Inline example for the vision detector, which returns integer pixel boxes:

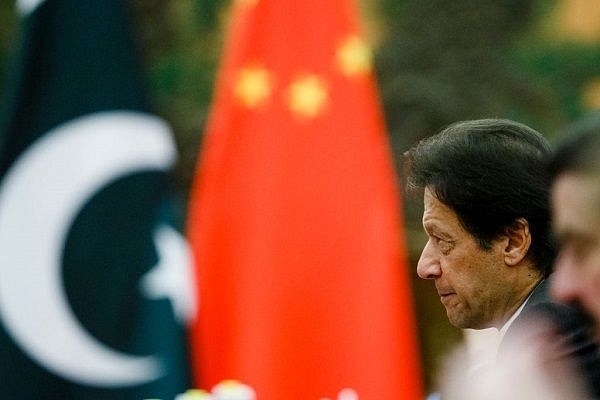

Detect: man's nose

[417,240,441,279]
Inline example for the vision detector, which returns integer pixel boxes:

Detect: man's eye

[560,236,594,264]
[436,237,452,254]
[570,242,592,263]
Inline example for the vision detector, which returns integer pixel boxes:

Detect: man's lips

[437,290,456,304]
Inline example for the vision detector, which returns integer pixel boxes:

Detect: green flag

[0,1,194,398]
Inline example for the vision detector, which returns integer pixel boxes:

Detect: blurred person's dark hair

[404,118,555,276]
[549,112,600,179]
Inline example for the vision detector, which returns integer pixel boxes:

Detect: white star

[140,225,197,324]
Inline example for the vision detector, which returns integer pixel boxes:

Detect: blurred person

[404,119,600,396]
[437,316,590,400]
[549,114,600,341]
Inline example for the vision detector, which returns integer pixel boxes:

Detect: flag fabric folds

[0,1,193,398]
[187,1,424,399]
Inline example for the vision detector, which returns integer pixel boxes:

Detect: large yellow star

[233,65,274,108]
[287,74,329,119]
[336,35,372,77]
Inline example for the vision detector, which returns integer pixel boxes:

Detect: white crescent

[0,111,175,386]
[16,0,47,16]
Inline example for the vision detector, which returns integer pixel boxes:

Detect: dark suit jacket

[499,279,600,398]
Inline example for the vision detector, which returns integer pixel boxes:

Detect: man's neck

[494,275,544,330]
[498,288,535,338]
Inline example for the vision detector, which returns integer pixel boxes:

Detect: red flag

[186,1,423,398]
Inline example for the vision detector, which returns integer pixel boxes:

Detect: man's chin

[447,312,469,329]
[447,312,490,330]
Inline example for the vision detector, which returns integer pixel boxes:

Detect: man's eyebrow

[554,229,590,246]
[423,222,453,239]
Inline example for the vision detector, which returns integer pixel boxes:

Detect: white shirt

[465,290,535,375]
[498,292,531,343]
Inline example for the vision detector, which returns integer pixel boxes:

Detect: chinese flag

[186,1,423,399]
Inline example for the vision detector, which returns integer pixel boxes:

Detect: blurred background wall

[1,0,600,392]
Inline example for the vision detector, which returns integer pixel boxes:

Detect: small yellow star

[234,65,274,108]
[336,35,372,77]
[582,77,600,110]
[287,74,329,119]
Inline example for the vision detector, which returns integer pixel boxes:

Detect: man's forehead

[422,188,462,231]
[552,173,600,237]
[423,187,446,218]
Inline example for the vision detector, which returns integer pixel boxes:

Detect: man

[404,119,599,396]
[549,114,600,342]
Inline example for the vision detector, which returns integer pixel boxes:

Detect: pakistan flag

[0,1,194,399]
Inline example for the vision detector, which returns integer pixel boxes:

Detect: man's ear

[503,218,531,266]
